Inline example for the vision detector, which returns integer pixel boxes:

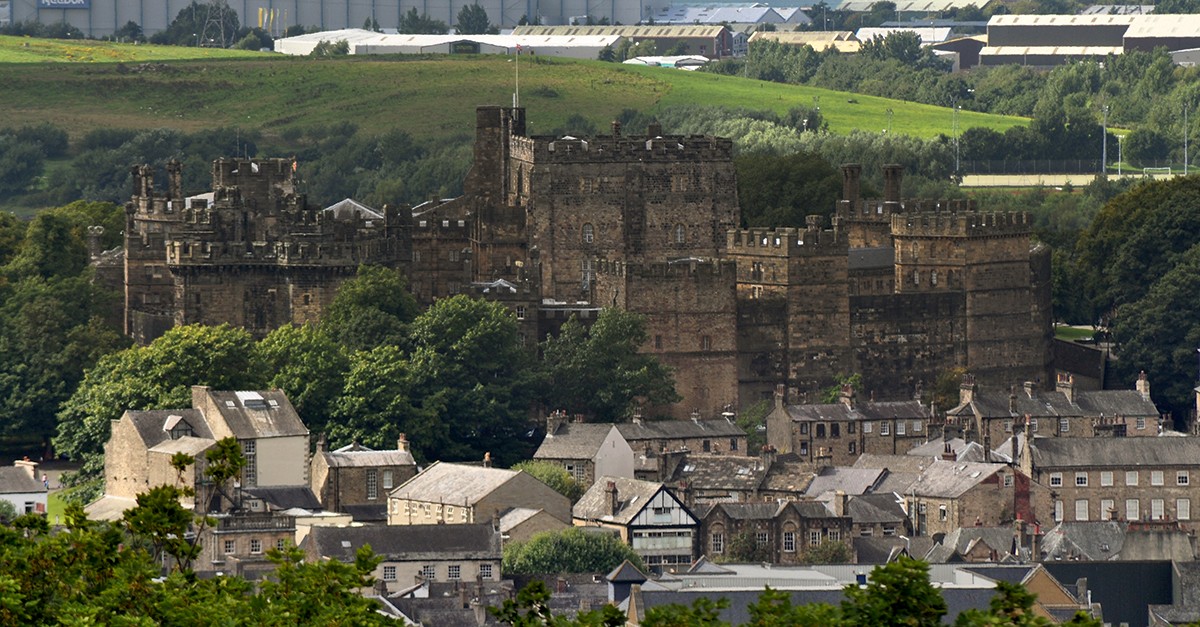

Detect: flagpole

[515,44,520,108]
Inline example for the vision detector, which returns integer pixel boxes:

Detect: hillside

[0,37,1027,142]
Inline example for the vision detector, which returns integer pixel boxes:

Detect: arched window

[674,224,686,244]
[931,270,938,286]
[582,223,594,244]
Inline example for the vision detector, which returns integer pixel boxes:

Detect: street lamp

[1102,104,1109,175]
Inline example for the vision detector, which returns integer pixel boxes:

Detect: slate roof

[242,486,322,510]
[848,246,895,270]
[704,501,782,521]
[534,423,616,460]
[1031,437,1200,468]
[905,460,1006,498]
[305,523,499,561]
[948,386,1157,421]
[759,457,816,494]
[961,564,1035,585]
[207,390,308,439]
[667,455,770,492]
[390,462,520,505]
[1044,561,1173,627]
[846,493,907,524]
[854,453,935,473]
[908,438,1000,463]
[804,467,887,497]
[573,476,670,525]
[607,559,648,583]
[853,537,908,564]
[1040,521,1126,561]
[341,503,387,522]
[939,527,1018,560]
[779,400,927,423]
[125,409,208,449]
[615,418,744,443]
[322,443,415,468]
[323,198,383,221]
[0,467,46,494]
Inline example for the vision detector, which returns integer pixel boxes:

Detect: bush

[503,527,644,574]
[9,123,69,159]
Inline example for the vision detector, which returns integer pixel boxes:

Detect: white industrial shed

[2,0,663,37]
[274,27,620,58]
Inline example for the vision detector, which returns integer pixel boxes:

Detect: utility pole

[1101,104,1109,175]
[1186,102,1190,176]
[954,104,961,174]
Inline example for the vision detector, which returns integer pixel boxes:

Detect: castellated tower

[725,216,851,404]
[464,106,740,302]
[125,161,186,343]
[124,158,409,343]
[592,257,739,419]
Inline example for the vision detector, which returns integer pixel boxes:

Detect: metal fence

[961,159,1177,174]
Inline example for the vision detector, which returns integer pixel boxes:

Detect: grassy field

[0,34,268,63]
[0,36,1029,142]
[1055,325,1096,342]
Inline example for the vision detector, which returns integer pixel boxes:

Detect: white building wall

[594,427,635,480]
[1,490,48,515]
[254,435,309,487]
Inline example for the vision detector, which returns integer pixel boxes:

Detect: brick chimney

[1137,371,1151,401]
[316,433,327,454]
[942,441,956,461]
[483,452,492,468]
[397,433,409,453]
[611,120,621,137]
[833,490,847,516]
[1023,381,1037,398]
[760,444,777,469]
[607,480,619,516]
[839,384,855,409]
[87,225,105,261]
[774,384,786,412]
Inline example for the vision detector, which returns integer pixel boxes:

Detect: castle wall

[593,258,739,419]
[850,292,967,398]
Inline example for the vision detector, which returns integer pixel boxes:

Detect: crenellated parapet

[890,211,1031,238]
[594,256,736,280]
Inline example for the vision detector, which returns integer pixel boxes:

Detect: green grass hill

[0,35,1026,143]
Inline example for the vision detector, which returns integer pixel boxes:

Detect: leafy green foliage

[399,8,449,33]
[746,587,842,627]
[502,527,645,575]
[841,556,947,627]
[321,265,419,351]
[456,4,498,34]
[643,596,731,627]
[511,461,584,502]
[720,531,771,563]
[255,323,350,437]
[54,324,264,494]
[541,309,678,421]
[800,540,853,565]
[309,39,350,57]
[736,151,841,227]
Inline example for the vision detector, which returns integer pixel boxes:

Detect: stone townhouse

[892,459,1035,539]
[387,461,570,526]
[94,386,310,518]
[844,493,908,539]
[767,385,930,466]
[948,372,1161,451]
[301,523,501,594]
[0,461,47,516]
[699,500,854,564]
[616,416,748,459]
[533,412,636,486]
[574,476,699,573]
[310,435,417,522]
[1023,436,1200,529]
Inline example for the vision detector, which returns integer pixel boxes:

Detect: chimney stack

[1137,371,1151,401]
[959,374,975,405]
[883,164,903,203]
[1056,373,1075,404]
[942,441,956,461]
[397,433,409,452]
[316,433,327,454]
[612,120,621,137]
[483,452,492,468]
[87,226,105,261]
[546,410,566,436]
[834,490,847,516]
[607,480,619,516]
[841,163,862,203]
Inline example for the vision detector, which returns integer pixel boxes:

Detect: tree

[310,39,350,56]
[456,3,497,34]
[328,345,440,457]
[745,587,841,627]
[399,7,449,33]
[491,580,627,627]
[121,483,202,572]
[152,0,240,47]
[511,460,584,502]
[408,295,538,465]
[503,527,645,575]
[321,264,420,351]
[54,324,263,497]
[840,556,947,627]
[255,323,350,438]
[721,530,771,563]
[800,540,853,564]
[643,596,731,627]
[954,580,1052,626]
[541,309,679,421]
[735,151,841,227]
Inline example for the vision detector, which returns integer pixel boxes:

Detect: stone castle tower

[124,157,408,343]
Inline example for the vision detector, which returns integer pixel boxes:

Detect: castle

[122,158,408,343]
[120,105,1054,418]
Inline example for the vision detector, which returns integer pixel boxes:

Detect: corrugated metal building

[273,27,620,57]
[512,24,732,57]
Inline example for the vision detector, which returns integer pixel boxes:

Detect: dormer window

[163,415,194,440]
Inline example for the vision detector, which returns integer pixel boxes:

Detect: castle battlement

[164,237,399,268]
[836,198,978,220]
[594,257,736,280]
[726,218,847,256]
[890,211,1031,238]
[512,134,734,164]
